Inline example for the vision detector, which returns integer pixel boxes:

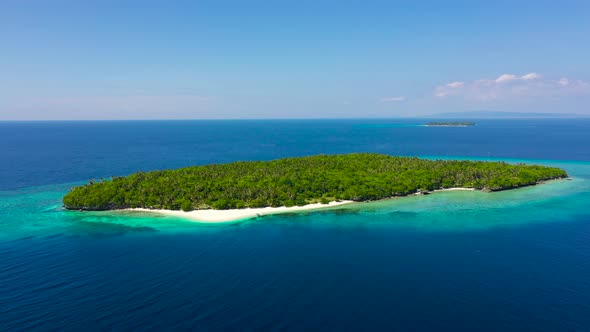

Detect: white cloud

[521,72,540,80]
[446,81,464,88]
[495,72,540,83]
[380,96,406,102]
[434,73,590,101]
[495,74,518,83]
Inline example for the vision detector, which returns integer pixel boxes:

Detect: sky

[1,0,589,120]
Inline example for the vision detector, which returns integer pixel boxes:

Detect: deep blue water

[2,119,589,191]
[1,119,590,331]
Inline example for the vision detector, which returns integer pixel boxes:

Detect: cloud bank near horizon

[2,72,589,120]
[434,73,590,101]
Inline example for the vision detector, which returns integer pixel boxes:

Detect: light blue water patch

[0,183,207,241]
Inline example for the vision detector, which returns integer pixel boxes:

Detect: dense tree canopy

[63,153,567,211]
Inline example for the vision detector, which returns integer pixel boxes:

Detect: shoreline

[125,200,354,222]
[432,187,476,192]
[106,180,568,223]
[122,187,482,222]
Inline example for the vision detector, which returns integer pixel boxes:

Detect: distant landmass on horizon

[425,111,589,119]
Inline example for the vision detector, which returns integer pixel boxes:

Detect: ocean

[1,119,589,331]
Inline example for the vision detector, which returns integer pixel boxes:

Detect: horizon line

[2,116,590,122]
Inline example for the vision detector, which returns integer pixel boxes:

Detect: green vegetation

[63,153,567,211]
[425,121,476,126]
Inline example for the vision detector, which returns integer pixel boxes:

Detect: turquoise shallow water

[2,120,590,331]
[2,158,588,240]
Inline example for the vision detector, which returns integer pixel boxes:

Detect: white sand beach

[434,187,476,192]
[126,200,354,222]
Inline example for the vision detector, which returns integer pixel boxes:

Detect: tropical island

[63,154,567,221]
[424,121,476,127]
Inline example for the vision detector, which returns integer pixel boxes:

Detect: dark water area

[1,119,590,331]
[2,219,590,331]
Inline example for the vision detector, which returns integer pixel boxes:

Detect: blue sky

[1,0,589,119]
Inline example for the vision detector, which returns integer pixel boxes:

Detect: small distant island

[424,121,476,127]
[63,154,567,216]
[427,111,589,119]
